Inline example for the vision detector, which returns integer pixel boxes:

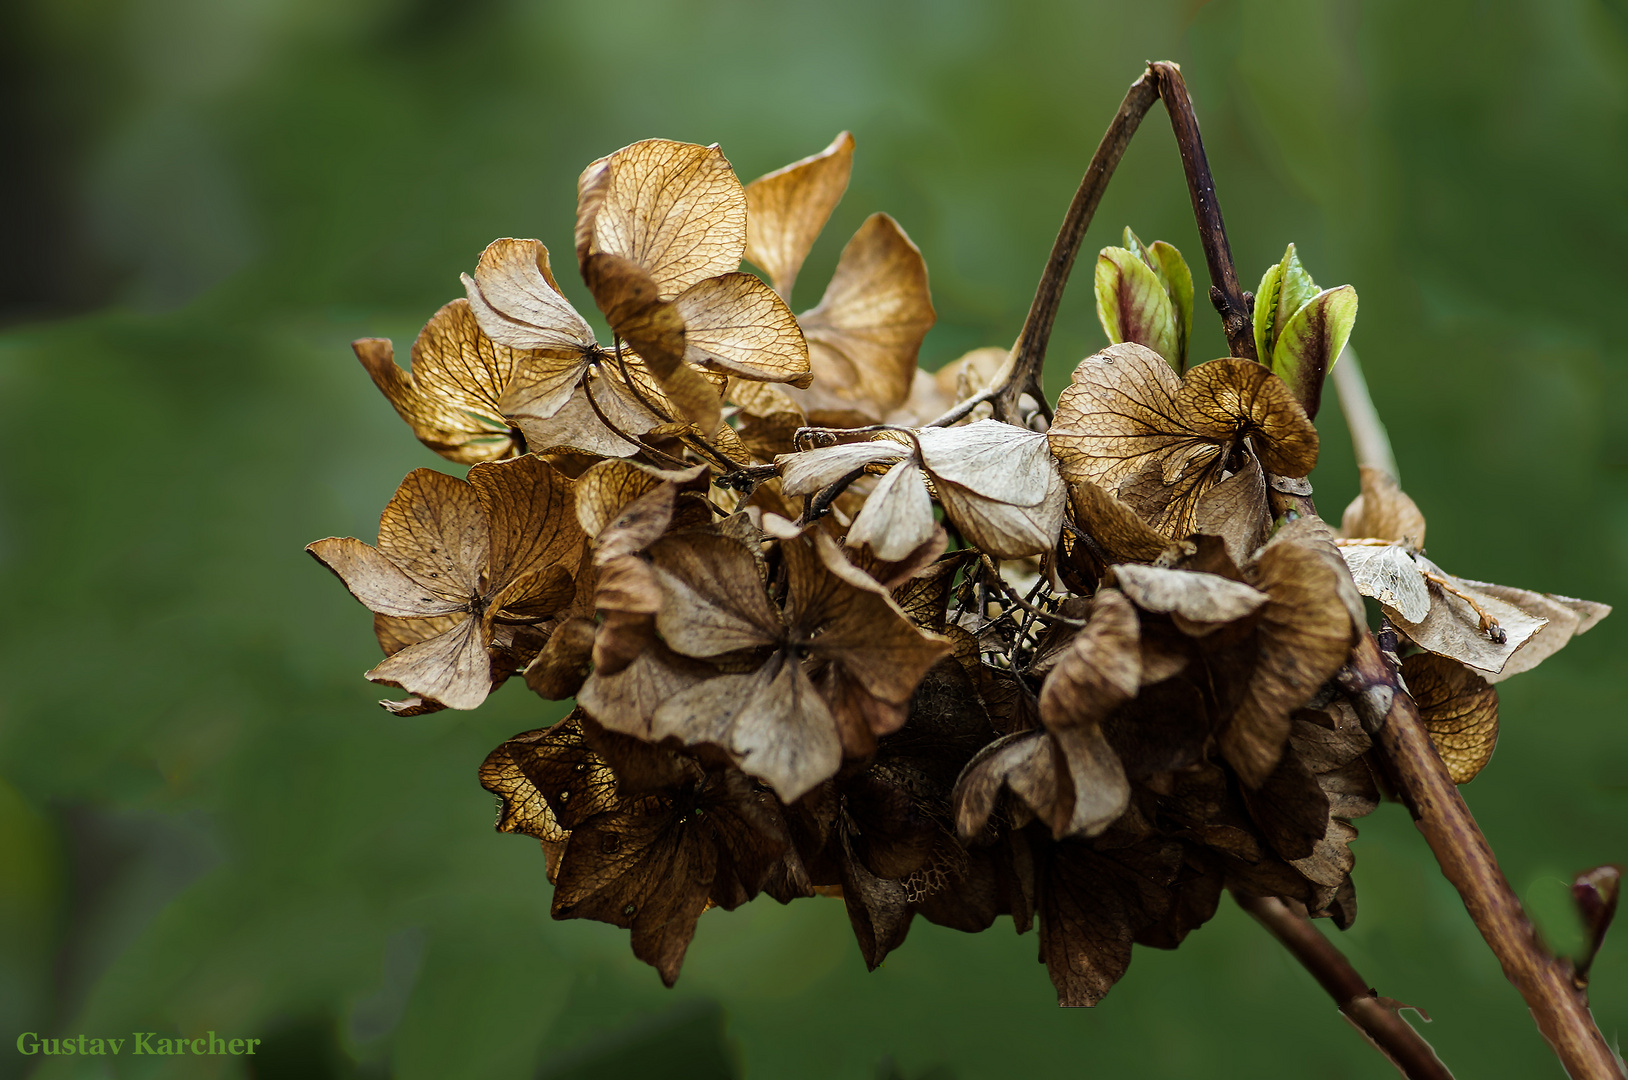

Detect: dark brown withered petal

[1038,839,1182,1007]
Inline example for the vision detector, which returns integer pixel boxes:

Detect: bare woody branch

[1234,893,1455,1080]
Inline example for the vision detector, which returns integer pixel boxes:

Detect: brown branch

[992,69,1160,425]
[1235,893,1455,1080]
[1148,62,1256,361]
[1339,625,1625,1079]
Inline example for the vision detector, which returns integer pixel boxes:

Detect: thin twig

[1234,893,1455,1080]
[1149,62,1255,361]
[992,69,1161,425]
[1331,346,1400,482]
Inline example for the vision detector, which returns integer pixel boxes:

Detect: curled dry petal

[355,301,526,464]
[846,458,934,561]
[777,439,910,495]
[1049,344,1317,540]
[1065,479,1174,564]
[1225,524,1363,787]
[463,238,597,354]
[744,131,855,298]
[791,214,936,424]
[1340,466,1427,548]
[1403,653,1500,784]
[1109,564,1268,632]
[915,420,1068,559]
[1391,555,1547,676]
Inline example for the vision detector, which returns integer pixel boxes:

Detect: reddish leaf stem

[1234,893,1455,1080]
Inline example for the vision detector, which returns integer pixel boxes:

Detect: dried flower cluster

[309,134,1608,1006]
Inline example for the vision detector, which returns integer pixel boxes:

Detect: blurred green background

[2,0,1626,1076]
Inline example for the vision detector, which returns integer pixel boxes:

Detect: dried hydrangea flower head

[309,87,1612,1054]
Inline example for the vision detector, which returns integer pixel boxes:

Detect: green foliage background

[2,1,1626,1076]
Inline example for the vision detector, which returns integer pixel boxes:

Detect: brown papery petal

[576,458,709,546]
[1339,466,1427,548]
[1464,582,1610,683]
[576,139,747,301]
[580,253,687,375]
[782,538,952,709]
[1065,478,1173,564]
[745,131,854,298]
[1040,589,1142,733]
[377,468,488,598]
[1176,359,1318,479]
[1403,653,1500,783]
[934,468,1068,560]
[1109,564,1268,629]
[1049,342,1187,496]
[776,439,911,496]
[793,214,936,421]
[307,537,467,618]
[1224,530,1360,787]
[468,454,583,592]
[463,238,598,353]
[365,612,490,710]
[650,532,784,657]
[915,420,1055,506]
[1039,841,1180,1007]
[673,272,812,386]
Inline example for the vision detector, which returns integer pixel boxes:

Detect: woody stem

[1339,627,1623,1079]
[1233,893,1455,1080]
[994,69,1160,424]
[1332,359,1623,1079]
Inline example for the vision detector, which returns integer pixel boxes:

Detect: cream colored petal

[672,272,811,386]
[365,612,490,711]
[792,213,935,420]
[1340,543,1432,624]
[1462,582,1610,683]
[1392,557,1548,675]
[576,139,748,301]
[775,440,911,496]
[307,537,468,617]
[845,458,934,562]
[934,463,1068,560]
[1109,564,1268,626]
[744,131,854,298]
[915,419,1055,506]
[463,238,597,352]
[376,468,487,597]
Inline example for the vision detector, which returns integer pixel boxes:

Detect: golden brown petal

[1049,342,1187,496]
[462,238,597,354]
[467,454,583,591]
[355,301,525,464]
[1403,653,1500,784]
[1339,465,1427,548]
[673,272,812,386]
[792,214,936,423]
[575,139,748,301]
[744,131,855,298]
[1064,477,1175,564]
[306,537,467,619]
[1177,359,1318,479]
[376,468,488,599]
[364,611,490,710]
